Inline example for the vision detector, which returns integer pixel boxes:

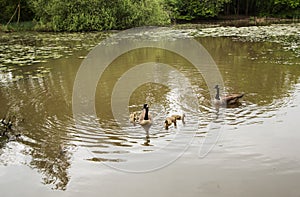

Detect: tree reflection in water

[29,144,73,190]
[0,32,300,191]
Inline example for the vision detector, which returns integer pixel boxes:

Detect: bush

[30,0,170,31]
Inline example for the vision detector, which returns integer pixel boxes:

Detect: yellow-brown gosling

[164,116,177,130]
[171,114,185,124]
[129,112,138,125]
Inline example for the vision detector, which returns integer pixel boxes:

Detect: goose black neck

[144,107,149,120]
[215,87,220,100]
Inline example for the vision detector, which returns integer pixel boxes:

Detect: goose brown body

[214,85,244,106]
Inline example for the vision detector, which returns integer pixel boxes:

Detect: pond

[0,24,300,196]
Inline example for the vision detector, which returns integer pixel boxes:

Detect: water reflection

[0,51,83,189]
[197,37,300,125]
[0,33,299,190]
[197,37,300,104]
[29,143,72,190]
[143,133,151,146]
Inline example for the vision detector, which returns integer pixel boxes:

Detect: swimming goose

[214,85,244,107]
[139,104,152,126]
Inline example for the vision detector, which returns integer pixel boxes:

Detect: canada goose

[129,112,138,125]
[139,104,152,126]
[214,85,244,107]
[164,116,177,130]
[171,114,186,124]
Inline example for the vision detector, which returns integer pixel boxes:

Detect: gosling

[164,116,177,130]
[171,114,185,124]
[129,112,138,125]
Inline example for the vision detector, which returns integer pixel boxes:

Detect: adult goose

[214,85,244,107]
[139,104,152,126]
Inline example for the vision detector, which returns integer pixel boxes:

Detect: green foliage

[167,0,231,20]
[275,0,300,8]
[223,0,300,18]
[30,0,113,31]
[1,0,299,32]
[113,0,170,29]
[254,0,300,17]
[273,0,300,17]
[0,0,34,24]
[29,0,169,31]
[163,0,181,22]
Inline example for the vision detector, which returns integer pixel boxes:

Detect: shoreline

[1,16,299,33]
[173,16,300,29]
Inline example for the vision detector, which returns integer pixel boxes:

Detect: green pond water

[0,24,300,196]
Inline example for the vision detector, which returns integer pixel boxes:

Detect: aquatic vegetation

[0,24,299,84]
[0,32,108,67]
[192,23,300,57]
[0,32,108,82]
